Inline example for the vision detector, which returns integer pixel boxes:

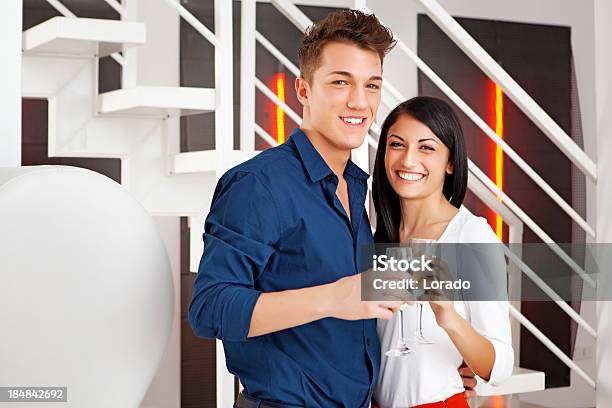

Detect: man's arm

[248,273,401,337]
[188,171,401,342]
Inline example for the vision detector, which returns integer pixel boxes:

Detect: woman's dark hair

[372,96,468,243]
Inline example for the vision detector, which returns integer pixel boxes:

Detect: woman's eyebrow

[418,138,439,143]
[389,134,404,141]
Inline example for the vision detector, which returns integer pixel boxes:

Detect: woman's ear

[295,77,310,107]
[446,161,454,175]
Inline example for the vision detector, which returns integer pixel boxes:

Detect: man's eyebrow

[328,71,383,81]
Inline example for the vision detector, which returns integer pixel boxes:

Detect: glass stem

[398,307,406,346]
[417,302,424,337]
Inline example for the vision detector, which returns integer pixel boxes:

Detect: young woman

[371,97,514,408]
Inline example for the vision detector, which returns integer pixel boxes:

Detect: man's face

[296,41,383,152]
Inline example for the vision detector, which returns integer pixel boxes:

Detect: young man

[189,10,476,407]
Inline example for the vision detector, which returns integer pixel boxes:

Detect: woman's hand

[426,259,461,329]
[429,300,460,330]
[326,273,402,321]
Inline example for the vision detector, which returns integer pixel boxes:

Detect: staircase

[20,0,598,407]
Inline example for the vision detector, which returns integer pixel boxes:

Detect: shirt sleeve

[188,171,280,342]
[466,300,514,386]
[461,216,515,386]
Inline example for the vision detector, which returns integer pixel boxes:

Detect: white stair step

[22,17,145,57]
[475,367,545,396]
[98,86,215,117]
[171,150,258,174]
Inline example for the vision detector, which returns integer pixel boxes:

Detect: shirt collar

[289,128,370,183]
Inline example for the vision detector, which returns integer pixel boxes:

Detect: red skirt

[411,392,469,408]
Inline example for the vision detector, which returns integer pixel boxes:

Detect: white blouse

[373,206,514,408]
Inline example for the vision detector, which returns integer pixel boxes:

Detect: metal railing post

[240,0,256,150]
[215,0,234,155]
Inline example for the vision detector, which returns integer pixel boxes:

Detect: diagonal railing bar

[159,0,217,46]
[255,77,302,126]
[255,123,280,147]
[382,80,403,106]
[469,169,596,337]
[270,0,310,31]
[509,304,595,388]
[255,31,300,77]
[103,0,125,16]
[416,0,597,182]
[502,246,596,338]
[46,0,75,17]
[469,160,595,287]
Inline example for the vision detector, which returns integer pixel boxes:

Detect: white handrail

[416,0,597,182]
[44,0,124,66]
[159,0,218,47]
[509,304,596,388]
[469,161,595,287]
[268,1,595,239]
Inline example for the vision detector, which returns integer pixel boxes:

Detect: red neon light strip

[495,84,504,241]
[275,73,286,144]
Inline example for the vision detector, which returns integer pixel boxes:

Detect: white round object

[0,166,174,407]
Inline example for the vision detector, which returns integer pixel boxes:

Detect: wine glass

[384,246,414,357]
[408,238,437,345]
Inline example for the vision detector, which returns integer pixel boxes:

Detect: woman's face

[384,113,453,201]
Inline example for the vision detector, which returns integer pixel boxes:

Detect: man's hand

[459,361,477,398]
[325,273,402,320]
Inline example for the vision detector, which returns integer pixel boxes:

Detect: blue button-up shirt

[189,128,379,407]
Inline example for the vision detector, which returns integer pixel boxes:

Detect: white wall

[0,0,22,167]
[594,0,612,407]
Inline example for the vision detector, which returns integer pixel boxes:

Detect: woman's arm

[430,302,495,380]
